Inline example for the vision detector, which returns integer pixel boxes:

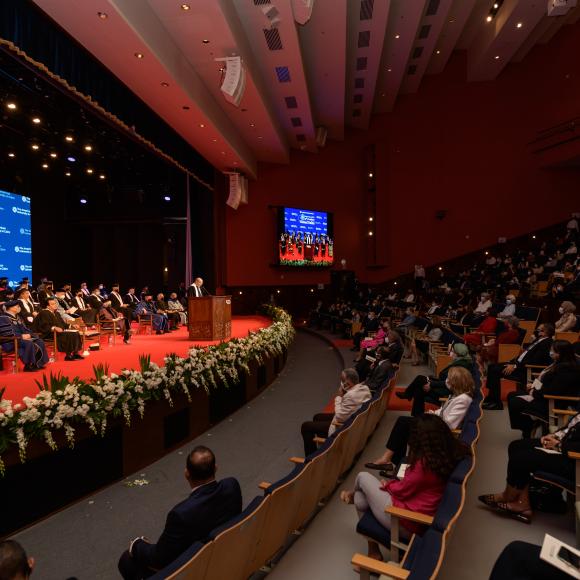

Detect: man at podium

[188,277,209,298]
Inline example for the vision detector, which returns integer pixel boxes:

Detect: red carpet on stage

[1,316,270,405]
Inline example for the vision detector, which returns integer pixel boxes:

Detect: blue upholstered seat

[263,466,304,495]
[459,421,478,446]
[356,510,392,547]
[406,529,444,579]
[208,495,266,537]
[449,456,474,484]
[432,482,462,532]
[149,541,206,579]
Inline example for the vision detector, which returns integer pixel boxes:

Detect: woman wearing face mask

[555,301,577,332]
[396,343,473,416]
[506,340,580,437]
[497,295,517,319]
[365,367,474,476]
[474,293,493,315]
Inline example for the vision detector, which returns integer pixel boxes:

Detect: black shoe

[379,465,397,478]
[64,355,75,361]
[482,401,503,410]
[73,354,83,360]
[23,364,38,372]
[124,337,131,344]
[156,330,163,335]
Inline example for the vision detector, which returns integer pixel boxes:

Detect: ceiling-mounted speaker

[315,126,327,148]
[292,0,314,24]
[218,57,246,107]
[226,173,248,210]
[261,4,281,27]
[548,0,577,15]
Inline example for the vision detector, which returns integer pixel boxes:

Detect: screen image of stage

[0,189,32,287]
[279,207,333,267]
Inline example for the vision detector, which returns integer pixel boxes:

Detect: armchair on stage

[187,295,232,341]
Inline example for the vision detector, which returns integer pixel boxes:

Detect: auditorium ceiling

[31,0,580,178]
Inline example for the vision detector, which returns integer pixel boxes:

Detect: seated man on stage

[0,301,49,371]
[99,300,132,344]
[54,288,80,325]
[118,446,242,579]
[124,287,141,317]
[32,297,83,361]
[134,294,169,335]
[156,293,179,330]
[168,292,187,325]
[15,288,37,325]
[109,284,135,325]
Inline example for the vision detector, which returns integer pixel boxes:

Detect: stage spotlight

[65,135,74,142]
[42,163,49,169]
[80,198,87,204]
[8,153,15,158]
[6,102,16,110]
[99,174,106,180]
[87,168,94,174]
[31,144,40,150]
[65,172,71,177]
[32,117,41,124]
[50,152,57,158]
[164,195,171,201]
[84,145,93,152]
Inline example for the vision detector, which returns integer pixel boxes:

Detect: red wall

[225,21,580,287]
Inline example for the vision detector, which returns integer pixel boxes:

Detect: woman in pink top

[340,415,470,564]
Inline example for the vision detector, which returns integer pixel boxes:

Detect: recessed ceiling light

[84,145,92,151]
[436,50,441,54]
[97,11,108,19]
[368,231,373,236]
[494,55,500,60]
[493,2,499,8]
[202,39,210,44]
[369,217,374,222]
[387,68,392,72]
[50,152,57,158]
[42,163,48,169]
[80,198,87,204]
[32,117,41,124]
[486,15,492,22]
[182,105,190,110]
[65,135,74,142]
[395,34,400,39]
[99,174,106,180]
[86,168,94,174]
[8,153,15,158]
[164,195,171,201]
[180,4,190,10]
[212,138,217,142]
[67,156,76,162]
[220,151,226,155]
[368,172,373,178]
[257,136,263,140]
[516,22,523,28]
[134,52,144,59]
[161,81,170,87]
[199,123,205,128]
[31,144,39,150]
[65,172,71,177]
[6,102,16,110]
[250,123,255,127]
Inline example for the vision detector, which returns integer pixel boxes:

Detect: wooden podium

[188,295,232,341]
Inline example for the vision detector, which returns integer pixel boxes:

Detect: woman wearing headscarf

[396,342,473,416]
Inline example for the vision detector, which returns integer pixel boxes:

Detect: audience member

[167,293,187,325]
[365,367,474,477]
[478,316,521,364]
[118,446,242,579]
[555,301,577,332]
[0,540,34,579]
[340,415,470,564]
[301,368,371,456]
[362,346,393,392]
[482,323,555,410]
[497,295,516,319]
[134,294,169,335]
[155,293,179,330]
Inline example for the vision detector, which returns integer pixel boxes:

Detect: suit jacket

[124,293,140,307]
[18,299,36,323]
[132,478,242,571]
[433,393,472,430]
[88,294,104,309]
[364,360,392,391]
[329,383,372,435]
[32,309,67,338]
[512,337,553,370]
[109,292,125,309]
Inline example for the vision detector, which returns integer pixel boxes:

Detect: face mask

[549,351,557,360]
[559,307,564,314]
[506,299,512,304]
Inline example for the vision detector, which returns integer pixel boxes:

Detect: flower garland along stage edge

[0,306,295,475]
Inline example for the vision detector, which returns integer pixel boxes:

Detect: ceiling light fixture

[164,195,171,201]
[65,172,71,177]
[134,52,144,59]
[84,145,92,151]
[6,102,16,110]
[369,217,373,222]
[50,152,57,158]
[86,168,94,174]
[80,198,87,204]
[199,123,205,128]
[31,144,39,150]
[249,123,255,127]
[42,163,48,169]
[8,153,15,158]
[97,12,108,19]
[486,15,492,22]
[368,231,374,236]
[161,81,169,87]
[368,172,373,178]
[202,39,210,44]
[180,4,190,10]
[99,174,106,180]
[32,117,41,124]
[395,34,400,39]
[493,2,499,8]
[387,68,392,72]
[65,135,74,142]
[67,156,76,162]
[436,49,441,54]
[494,55,500,60]
[516,22,523,28]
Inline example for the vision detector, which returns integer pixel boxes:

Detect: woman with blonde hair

[555,301,577,332]
[364,366,474,476]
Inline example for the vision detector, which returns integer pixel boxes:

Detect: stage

[1,315,271,406]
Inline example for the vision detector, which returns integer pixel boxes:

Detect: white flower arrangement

[0,306,294,475]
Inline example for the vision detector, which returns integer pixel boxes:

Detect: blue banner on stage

[0,189,32,287]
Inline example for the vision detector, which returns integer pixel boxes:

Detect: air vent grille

[285,96,298,109]
[356,57,368,71]
[412,47,424,59]
[426,0,440,16]
[418,25,431,39]
[360,0,374,20]
[352,109,362,117]
[354,77,365,89]
[290,117,302,127]
[353,94,363,104]
[254,0,271,5]
[358,30,371,48]
[296,134,306,142]
[408,65,417,75]
[263,28,283,50]
[275,66,291,82]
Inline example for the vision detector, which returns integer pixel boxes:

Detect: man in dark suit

[363,346,393,392]
[118,446,242,579]
[72,290,97,324]
[88,287,105,310]
[109,284,135,327]
[483,323,555,410]
[124,287,140,317]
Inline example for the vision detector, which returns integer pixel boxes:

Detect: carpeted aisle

[1,315,270,405]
